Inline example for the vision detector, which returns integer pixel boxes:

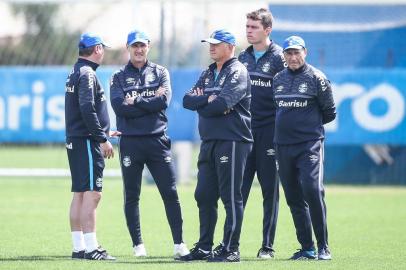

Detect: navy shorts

[66,137,105,192]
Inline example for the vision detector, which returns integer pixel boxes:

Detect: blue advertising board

[0,67,405,144]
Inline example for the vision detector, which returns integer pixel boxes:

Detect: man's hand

[100,140,114,159]
[191,87,204,96]
[125,96,135,105]
[208,94,217,103]
[155,87,166,97]
[109,130,122,137]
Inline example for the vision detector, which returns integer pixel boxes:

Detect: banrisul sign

[0,68,405,144]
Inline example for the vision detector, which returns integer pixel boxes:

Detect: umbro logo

[164,156,172,163]
[220,156,229,163]
[126,77,135,85]
[266,149,275,156]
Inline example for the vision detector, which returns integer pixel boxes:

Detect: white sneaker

[133,243,147,257]
[174,243,190,258]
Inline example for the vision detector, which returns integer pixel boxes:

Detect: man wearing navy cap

[238,8,286,259]
[180,29,252,263]
[272,35,336,260]
[110,29,190,259]
[65,33,115,260]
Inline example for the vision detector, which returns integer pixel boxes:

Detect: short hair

[246,8,274,29]
[78,46,96,57]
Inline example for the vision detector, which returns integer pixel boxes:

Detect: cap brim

[102,42,111,48]
[283,45,305,51]
[128,39,149,46]
[201,38,222,44]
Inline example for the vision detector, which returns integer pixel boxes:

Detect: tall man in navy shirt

[238,8,286,259]
[272,36,336,260]
[65,33,115,261]
[180,30,252,263]
[109,29,189,259]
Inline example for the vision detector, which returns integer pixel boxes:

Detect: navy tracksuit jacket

[183,57,253,252]
[272,63,336,250]
[65,58,110,192]
[238,42,285,249]
[110,60,184,246]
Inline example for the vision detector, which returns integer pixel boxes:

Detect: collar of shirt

[208,57,238,73]
[246,41,276,58]
[287,63,308,75]
[77,58,99,71]
[127,59,150,73]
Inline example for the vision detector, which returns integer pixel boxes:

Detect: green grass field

[0,146,405,269]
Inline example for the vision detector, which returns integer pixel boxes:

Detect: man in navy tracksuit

[179,30,252,263]
[65,33,115,261]
[109,30,189,259]
[238,8,286,259]
[272,36,336,260]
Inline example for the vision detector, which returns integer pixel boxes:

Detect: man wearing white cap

[180,29,253,263]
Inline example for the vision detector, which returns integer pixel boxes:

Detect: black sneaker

[71,250,85,259]
[289,248,317,260]
[318,247,332,260]
[176,244,211,262]
[257,246,275,259]
[212,243,224,257]
[207,246,240,263]
[84,247,116,261]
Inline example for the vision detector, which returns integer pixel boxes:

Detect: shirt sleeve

[78,68,107,143]
[183,70,209,111]
[109,71,150,118]
[132,68,170,112]
[275,53,287,73]
[315,73,336,124]
[198,66,249,117]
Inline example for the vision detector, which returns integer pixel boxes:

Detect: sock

[83,232,99,252]
[71,231,85,252]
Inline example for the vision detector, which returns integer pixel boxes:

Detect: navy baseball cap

[127,30,150,45]
[201,29,236,46]
[78,33,109,49]
[283,36,306,51]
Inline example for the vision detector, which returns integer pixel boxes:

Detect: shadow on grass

[0,255,190,265]
[0,255,307,264]
[0,255,69,261]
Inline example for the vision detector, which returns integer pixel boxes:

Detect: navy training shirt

[183,57,253,143]
[65,58,110,143]
[272,63,336,145]
[110,60,171,136]
[238,42,286,129]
